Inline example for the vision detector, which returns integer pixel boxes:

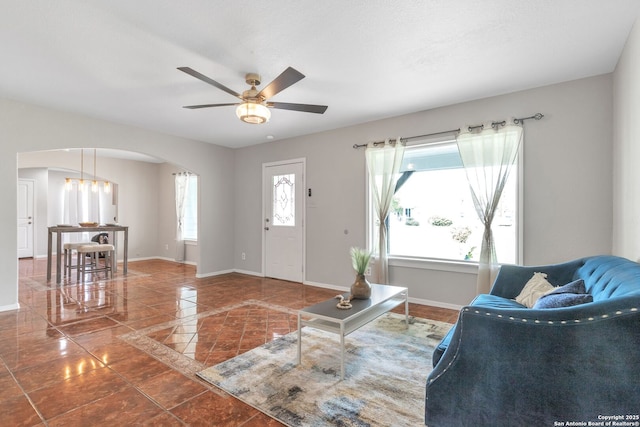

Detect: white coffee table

[297,283,408,379]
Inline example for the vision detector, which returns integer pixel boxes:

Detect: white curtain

[175,172,191,262]
[456,119,523,294]
[63,181,101,243]
[365,138,405,284]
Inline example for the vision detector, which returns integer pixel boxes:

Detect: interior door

[18,179,34,258]
[263,160,304,282]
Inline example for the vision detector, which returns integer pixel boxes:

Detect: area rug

[197,312,453,427]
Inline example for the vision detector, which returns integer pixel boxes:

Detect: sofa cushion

[473,293,529,309]
[515,272,555,308]
[533,279,592,309]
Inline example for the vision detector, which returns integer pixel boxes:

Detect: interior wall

[1,97,234,310]
[19,151,161,259]
[234,131,368,287]
[613,19,640,262]
[18,154,201,264]
[0,71,619,310]
[234,74,614,307]
[157,162,199,265]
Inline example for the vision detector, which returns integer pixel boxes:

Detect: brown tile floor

[1,258,459,426]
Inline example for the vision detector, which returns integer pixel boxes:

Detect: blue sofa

[425,255,640,426]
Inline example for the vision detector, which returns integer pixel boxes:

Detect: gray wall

[156,162,200,265]
[234,75,614,307]
[19,151,161,260]
[1,98,234,310]
[613,20,640,262]
[18,155,200,265]
[0,70,622,311]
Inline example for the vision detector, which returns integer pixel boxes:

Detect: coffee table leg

[405,290,409,327]
[297,313,302,365]
[340,323,345,380]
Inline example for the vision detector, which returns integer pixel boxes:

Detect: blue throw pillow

[548,279,587,295]
[532,279,593,309]
[533,292,593,309]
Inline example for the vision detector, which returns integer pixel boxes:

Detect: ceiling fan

[178,66,328,124]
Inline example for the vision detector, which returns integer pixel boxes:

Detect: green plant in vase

[350,247,372,299]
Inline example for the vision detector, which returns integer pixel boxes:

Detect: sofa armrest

[490,258,586,298]
[425,298,640,426]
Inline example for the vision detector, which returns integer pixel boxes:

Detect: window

[63,179,117,227]
[272,174,295,226]
[183,175,198,241]
[372,139,519,264]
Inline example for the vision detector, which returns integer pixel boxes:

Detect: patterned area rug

[197,312,453,427]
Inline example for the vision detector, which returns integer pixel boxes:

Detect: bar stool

[63,241,98,277]
[77,244,116,282]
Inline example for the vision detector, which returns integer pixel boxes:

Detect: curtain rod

[352,112,544,149]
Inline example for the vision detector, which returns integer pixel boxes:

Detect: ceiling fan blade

[183,103,238,109]
[268,102,328,114]
[177,67,242,99]
[258,67,305,100]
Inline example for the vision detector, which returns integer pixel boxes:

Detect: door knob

[264,227,270,231]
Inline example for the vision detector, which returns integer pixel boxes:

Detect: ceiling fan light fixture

[236,102,271,124]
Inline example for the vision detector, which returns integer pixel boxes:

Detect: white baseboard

[196,269,235,279]
[129,256,161,262]
[0,303,20,313]
[407,297,462,311]
[28,254,464,311]
[149,256,197,266]
[233,269,263,277]
[303,280,462,310]
[303,280,349,293]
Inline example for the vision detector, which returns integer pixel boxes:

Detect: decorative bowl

[78,222,99,227]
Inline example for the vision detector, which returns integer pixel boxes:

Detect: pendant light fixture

[79,148,86,191]
[65,148,111,193]
[92,149,99,193]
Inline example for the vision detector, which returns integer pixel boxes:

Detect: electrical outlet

[164,244,169,251]
[241,252,246,260]
[365,267,371,276]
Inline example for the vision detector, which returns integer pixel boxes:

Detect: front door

[263,160,304,282]
[18,179,34,258]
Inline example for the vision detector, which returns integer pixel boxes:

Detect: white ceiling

[2,0,639,150]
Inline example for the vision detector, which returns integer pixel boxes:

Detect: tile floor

[1,258,459,426]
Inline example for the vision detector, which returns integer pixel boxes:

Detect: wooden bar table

[47,224,129,284]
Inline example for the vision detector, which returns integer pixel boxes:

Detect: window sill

[388,256,478,274]
[184,239,198,246]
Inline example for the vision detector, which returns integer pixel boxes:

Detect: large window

[183,174,198,241]
[374,139,519,264]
